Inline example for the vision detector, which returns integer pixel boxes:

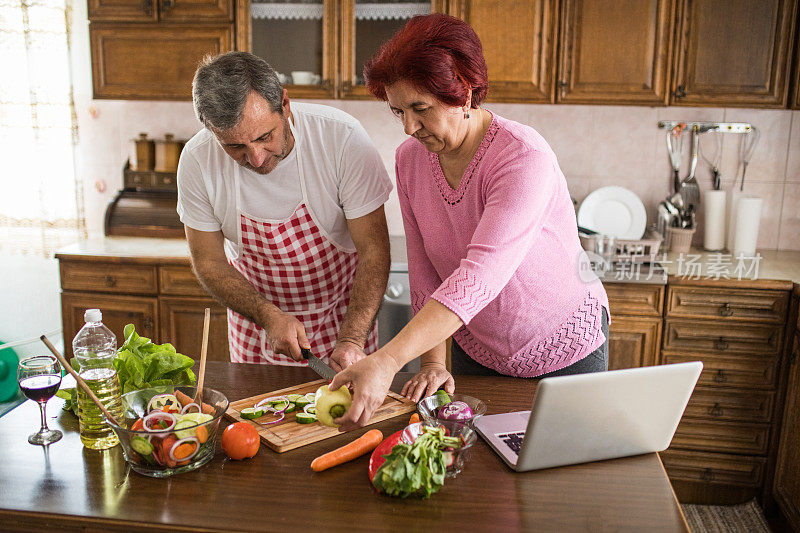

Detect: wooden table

[0,363,688,532]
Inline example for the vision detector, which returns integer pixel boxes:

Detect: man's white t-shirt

[177,102,392,260]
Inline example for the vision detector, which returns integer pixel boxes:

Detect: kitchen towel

[703,190,726,251]
[732,196,762,257]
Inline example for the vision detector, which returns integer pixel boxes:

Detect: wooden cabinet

[774,287,800,529]
[670,0,797,108]
[242,0,446,100]
[606,283,664,370]
[557,0,673,105]
[661,278,792,505]
[57,255,230,362]
[89,0,236,99]
[449,0,557,103]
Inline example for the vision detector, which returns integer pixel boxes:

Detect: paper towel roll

[733,196,762,257]
[726,190,745,251]
[703,190,726,251]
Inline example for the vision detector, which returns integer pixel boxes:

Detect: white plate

[577,186,647,240]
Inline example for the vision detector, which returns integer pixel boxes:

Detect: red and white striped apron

[226,123,379,365]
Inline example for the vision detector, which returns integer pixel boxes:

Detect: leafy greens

[56,323,196,415]
[372,426,454,498]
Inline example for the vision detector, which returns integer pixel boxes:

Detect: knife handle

[301,348,311,359]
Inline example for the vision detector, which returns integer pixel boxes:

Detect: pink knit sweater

[396,113,609,377]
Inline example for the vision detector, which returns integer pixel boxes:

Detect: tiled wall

[74,98,800,251]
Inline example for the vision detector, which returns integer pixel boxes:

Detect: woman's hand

[400,362,455,403]
[329,351,400,431]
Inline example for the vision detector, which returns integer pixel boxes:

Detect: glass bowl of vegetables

[105,386,229,478]
[417,391,486,428]
[401,420,477,478]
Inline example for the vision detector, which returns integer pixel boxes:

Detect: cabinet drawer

[660,449,765,487]
[60,261,157,294]
[606,283,663,317]
[672,418,770,455]
[663,319,782,356]
[159,265,207,297]
[666,287,788,323]
[684,388,774,424]
[662,352,779,390]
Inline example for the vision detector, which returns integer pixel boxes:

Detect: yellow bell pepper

[315,385,352,427]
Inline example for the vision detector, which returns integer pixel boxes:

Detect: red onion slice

[254,395,289,411]
[180,402,201,414]
[169,436,200,463]
[256,411,285,426]
[143,411,177,432]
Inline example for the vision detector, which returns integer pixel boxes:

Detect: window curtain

[0,0,85,256]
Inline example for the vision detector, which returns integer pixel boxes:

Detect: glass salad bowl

[401,420,477,478]
[417,392,486,428]
[105,386,229,478]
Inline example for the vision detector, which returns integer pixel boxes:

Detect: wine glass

[17,355,63,445]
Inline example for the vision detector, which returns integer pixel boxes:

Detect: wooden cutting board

[225,379,416,453]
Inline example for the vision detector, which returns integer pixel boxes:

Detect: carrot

[310,429,384,472]
[175,390,214,415]
[159,434,178,468]
[195,424,209,444]
[172,441,198,461]
[408,413,420,425]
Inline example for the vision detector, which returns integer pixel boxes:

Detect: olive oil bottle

[73,309,123,450]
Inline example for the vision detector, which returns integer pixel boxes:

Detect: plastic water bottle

[72,309,123,450]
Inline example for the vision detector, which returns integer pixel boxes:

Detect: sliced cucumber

[131,435,153,455]
[240,407,265,420]
[303,405,316,415]
[295,412,316,424]
[294,397,311,408]
[284,402,296,413]
[286,394,304,402]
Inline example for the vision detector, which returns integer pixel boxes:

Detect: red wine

[19,375,62,403]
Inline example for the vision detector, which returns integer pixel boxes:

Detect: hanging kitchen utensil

[665,123,685,194]
[680,126,701,207]
[699,130,723,190]
[738,126,760,192]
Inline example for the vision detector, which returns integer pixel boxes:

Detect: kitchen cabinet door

[774,322,800,526]
[671,0,797,108]
[558,0,673,105]
[449,0,557,103]
[607,316,662,370]
[61,292,158,357]
[339,0,446,99]
[245,0,337,99]
[159,297,230,362]
[90,24,234,100]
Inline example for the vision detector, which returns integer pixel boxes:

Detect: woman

[329,14,609,430]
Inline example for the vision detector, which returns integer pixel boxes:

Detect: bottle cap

[84,309,102,323]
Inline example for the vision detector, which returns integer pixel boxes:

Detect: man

[177,52,391,370]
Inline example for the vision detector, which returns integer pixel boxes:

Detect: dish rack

[580,228,663,264]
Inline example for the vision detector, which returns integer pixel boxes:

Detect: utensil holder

[667,227,696,253]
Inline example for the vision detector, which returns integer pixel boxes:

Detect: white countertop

[56,237,800,286]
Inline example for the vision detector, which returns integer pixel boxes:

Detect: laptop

[473,361,703,471]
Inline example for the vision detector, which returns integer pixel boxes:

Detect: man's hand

[328,340,367,372]
[400,362,455,403]
[329,351,399,431]
[260,308,310,361]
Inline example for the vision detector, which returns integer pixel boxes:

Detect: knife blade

[301,348,336,381]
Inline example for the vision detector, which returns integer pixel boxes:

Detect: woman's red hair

[364,13,488,108]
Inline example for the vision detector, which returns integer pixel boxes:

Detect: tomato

[131,418,144,432]
[221,422,260,460]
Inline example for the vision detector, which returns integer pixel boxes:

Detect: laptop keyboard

[497,431,526,455]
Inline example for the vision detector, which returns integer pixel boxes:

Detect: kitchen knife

[302,348,336,380]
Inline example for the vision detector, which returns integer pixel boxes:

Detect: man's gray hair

[192,52,284,131]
